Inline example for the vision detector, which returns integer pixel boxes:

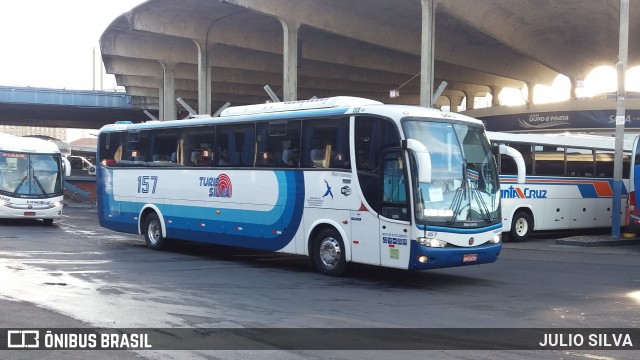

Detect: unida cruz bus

[489,131,634,241]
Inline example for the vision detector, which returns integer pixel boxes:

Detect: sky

[0,0,146,90]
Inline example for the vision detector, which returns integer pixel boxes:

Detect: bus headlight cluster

[489,234,501,244]
[53,201,63,207]
[417,237,447,248]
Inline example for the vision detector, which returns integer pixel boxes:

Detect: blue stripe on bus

[499,175,628,197]
[416,223,502,233]
[98,169,305,251]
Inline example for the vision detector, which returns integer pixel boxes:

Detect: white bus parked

[97,97,523,276]
[488,131,632,241]
[0,133,70,225]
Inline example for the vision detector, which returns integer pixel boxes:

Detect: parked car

[68,155,96,176]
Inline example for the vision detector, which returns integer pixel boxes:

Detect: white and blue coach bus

[97,97,520,276]
[488,131,633,242]
[0,132,70,225]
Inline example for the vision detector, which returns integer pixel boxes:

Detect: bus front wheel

[143,213,167,250]
[312,228,347,276]
[43,219,54,226]
[510,211,532,242]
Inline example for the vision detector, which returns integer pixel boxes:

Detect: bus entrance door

[379,219,410,269]
[349,209,380,266]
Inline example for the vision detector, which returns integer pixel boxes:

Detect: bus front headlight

[53,201,63,207]
[417,237,447,248]
[489,234,501,244]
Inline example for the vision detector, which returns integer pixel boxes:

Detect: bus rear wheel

[510,211,532,242]
[143,213,167,250]
[312,229,347,276]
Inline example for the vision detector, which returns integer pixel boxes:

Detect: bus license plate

[463,254,478,262]
[24,212,36,216]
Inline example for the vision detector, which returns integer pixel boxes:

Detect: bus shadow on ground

[508,227,612,242]
[148,239,495,289]
[0,218,58,227]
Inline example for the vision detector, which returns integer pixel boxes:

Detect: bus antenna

[177,97,198,117]
[212,102,231,117]
[264,85,281,103]
[432,81,448,107]
[143,110,158,121]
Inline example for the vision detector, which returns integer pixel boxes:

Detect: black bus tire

[143,213,167,250]
[510,211,532,242]
[312,228,347,276]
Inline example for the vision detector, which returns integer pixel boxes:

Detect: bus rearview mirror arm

[498,144,526,184]
[404,139,431,183]
[62,156,71,177]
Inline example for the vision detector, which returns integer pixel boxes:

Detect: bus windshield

[403,120,500,226]
[0,152,63,197]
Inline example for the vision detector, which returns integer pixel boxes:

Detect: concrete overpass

[100,0,639,121]
[0,86,156,129]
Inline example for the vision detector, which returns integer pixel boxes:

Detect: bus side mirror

[62,157,71,177]
[405,139,432,183]
[498,144,525,184]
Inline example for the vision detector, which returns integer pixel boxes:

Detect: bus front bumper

[0,201,64,220]
[408,241,502,270]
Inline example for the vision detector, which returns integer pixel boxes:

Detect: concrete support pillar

[525,81,534,105]
[464,91,475,110]
[449,95,462,112]
[158,84,164,121]
[570,77,578,100]
[419,0,436,107]
[280,18,300,102]
[489,85,503,107]
[160,61,177,121]
[193,39,212,115]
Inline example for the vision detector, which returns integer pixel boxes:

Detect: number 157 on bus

[137,176,158,194]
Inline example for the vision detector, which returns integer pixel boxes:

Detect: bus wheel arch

[140,206,168,250]
[307,223,349,276]
[510,208,534,242]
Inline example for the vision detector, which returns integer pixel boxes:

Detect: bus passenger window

[301,118,349,169]
[534,146,565,176]
[218,149,231,166]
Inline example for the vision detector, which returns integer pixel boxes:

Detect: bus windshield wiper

[32,174,47,195]
[12,176,28,196]
[469,173,493,222]
[448,163,467,223]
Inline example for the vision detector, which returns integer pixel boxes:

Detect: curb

[555,236,640,247]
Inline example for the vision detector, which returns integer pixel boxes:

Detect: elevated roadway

[0,86,156,129]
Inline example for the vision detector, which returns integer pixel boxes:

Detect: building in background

[0,125,67,141]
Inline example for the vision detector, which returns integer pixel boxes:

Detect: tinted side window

[354,116,401,213]
[182,126,215,167]
[256,120,301,168]
[149,128,180,166]
[216,124,255,167]
[495,142,533,176]
[566,147,594,177]
[301,117,350,169]
[354,116,400,172]
[98,132,125,167]
[534,146,565,176]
